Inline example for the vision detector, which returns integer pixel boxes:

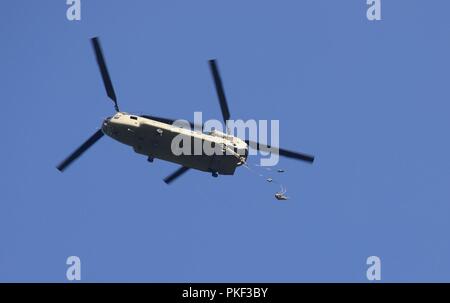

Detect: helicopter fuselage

[102,112,248,175]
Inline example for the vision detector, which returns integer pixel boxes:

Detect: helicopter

[56,37,315,184]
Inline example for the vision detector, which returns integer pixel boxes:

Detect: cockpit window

[130,116,138,120]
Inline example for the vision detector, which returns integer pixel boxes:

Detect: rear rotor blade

[245,140,315,164]
[57,129,104,172]
[164,166,190,184]
[209,59,231,124]
[91,37,119,112]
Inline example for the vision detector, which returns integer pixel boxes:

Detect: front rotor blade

[91,37,119,112]
[164,166,190,184]
[57,129,104,172]
[209,60,231,124]
[245,140,315,164]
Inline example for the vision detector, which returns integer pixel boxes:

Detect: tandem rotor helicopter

[56,37,315,188]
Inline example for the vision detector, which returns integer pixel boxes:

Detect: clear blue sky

[1,0,450,282]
